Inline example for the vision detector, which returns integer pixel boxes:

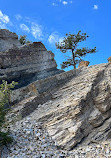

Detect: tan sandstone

[108,56,111,64]
[78,61,90,68]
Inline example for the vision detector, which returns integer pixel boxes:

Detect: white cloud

[93,5,98,10]
[0,10,10,24]
[48,32,63,44]
[15,14,22,20]
[52,2,58,6]
[20,24,30,33]
[62,1,68,5]
[31,23,43,39]
[52,0,72,6]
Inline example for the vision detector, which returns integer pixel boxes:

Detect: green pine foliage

[19,35,32,45]
[0,80,17,146]
[19,35,27,45]
[56,31,97,69]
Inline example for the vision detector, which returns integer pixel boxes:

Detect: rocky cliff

[0,29,63,88]
[6,63,111,153]
[1,29,111,157]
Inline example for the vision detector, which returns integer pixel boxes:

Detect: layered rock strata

[37,63,110,150]
[10,68,79,104]
[7,63,111,151]
[0,30,63,88]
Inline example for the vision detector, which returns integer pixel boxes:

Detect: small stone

[26,131,31,135]
[41,154,46,158]
[75,155,79,158]
[28,145,34,152]
[35,133,40,137]
[85,147,90,152]
[106,148,110,154]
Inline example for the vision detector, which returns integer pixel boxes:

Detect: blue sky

[0,0,110,70]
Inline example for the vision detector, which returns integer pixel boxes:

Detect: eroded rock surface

[6,63,111,151]
[1,29,111,157]
[32,63,111,150]
[0,29,63,88]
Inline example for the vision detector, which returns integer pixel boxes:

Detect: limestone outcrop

[1,29,111,152]
[0,29,63,88]
[7,63,111,151]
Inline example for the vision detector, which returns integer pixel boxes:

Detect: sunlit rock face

[2,29,111,151]
[32,63,111,150]
[0,29,63,88]
[8,63,111,151]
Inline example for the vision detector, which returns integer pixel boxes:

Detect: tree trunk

[72,50,76,69]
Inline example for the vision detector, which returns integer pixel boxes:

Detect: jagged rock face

[8,63,111,151]
[38,63,110,150]
[0,29,21,52]
[0,29,63,88]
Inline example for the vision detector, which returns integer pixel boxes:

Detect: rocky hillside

[4,63,110,152]
[0,29,111,157]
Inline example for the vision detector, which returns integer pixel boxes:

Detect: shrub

[19,35,32,45]
[0,80,17,146]
[19,35,27,45]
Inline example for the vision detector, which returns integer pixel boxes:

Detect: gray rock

[0,29,21,52]
[0,29,63,89]
[25,63,111,150]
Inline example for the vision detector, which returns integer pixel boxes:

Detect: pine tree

[56,31,97,69]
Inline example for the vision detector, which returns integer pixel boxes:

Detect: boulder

[108,56,111,64]
[78,61,90,68]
